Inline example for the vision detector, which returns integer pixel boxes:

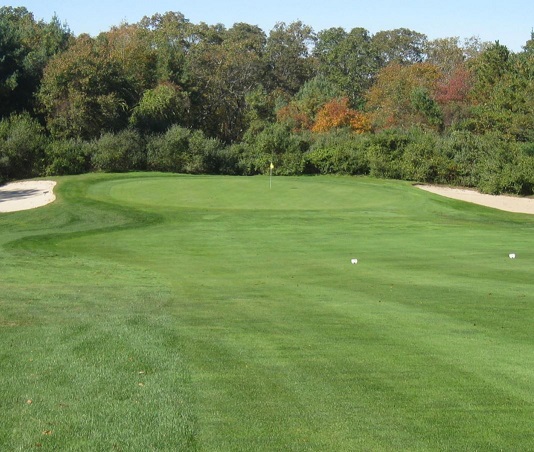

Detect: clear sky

[5,0,533,51]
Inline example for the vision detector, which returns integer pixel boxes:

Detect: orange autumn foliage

[312,97,371,133]
[276,103,313,132]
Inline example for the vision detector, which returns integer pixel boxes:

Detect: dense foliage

[1,6,533,194]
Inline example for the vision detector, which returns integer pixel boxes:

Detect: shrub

[400,130,454,183]
[242,123,309,175]
[476,141,534,195]
[147,125,190,173]
[185,131,224,174]
[92,129,146,172]
[146,126,223,174]
[366,130,410,179]
[436,131,487,187]
[217,144,245,175]
[0,112,47,180]
[276,152,307,175]
[45,139,91,175]
[306,130,370,175]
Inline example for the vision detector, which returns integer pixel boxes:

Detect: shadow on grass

[0,188,47,203]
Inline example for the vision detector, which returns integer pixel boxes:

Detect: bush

[146,126,223,174]
[276,152,307,175]
[242,123,309,175]
[92,129,146,172]
[476,141,534,195]
[0,112,47,180]
[147,125,190,173]
[400,130,454,183]
[186,130,224,174]
[439,131,489,188]
[217,144,245,175]
[306,130,370,175]
[45,139,92,176]
[366,130,410,179]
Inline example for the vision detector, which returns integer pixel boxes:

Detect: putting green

[87,174,417,211]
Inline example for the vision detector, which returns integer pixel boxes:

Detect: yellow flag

[270,162,274,169]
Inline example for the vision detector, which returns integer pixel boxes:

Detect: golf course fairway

[1,173,533,450]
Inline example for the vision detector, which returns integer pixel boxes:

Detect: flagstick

[270,165,272,189]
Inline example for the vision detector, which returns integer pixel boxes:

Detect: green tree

[315,27,379,107]
[102,24,159,97]
[186,22,267,142]
[0,112,47,180]
[38,34,134,139]
[465,42,533,141]
[372,28,427,66]
[130,82,190,133]
[138,11,192,85]
[0,7,71,118]
[264,21,316,95]
[469,41,512,100]
[244,84,276,130]
[410,87,443,130]
[523,31,534,53]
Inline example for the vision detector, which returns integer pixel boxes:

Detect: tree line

[1,6,533,194]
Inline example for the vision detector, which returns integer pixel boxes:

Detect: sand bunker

[0,180,57,213]
[417,185,534,215]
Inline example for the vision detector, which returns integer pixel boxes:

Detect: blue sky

[5,0,533,51]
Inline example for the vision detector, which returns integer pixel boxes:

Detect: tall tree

[523,31,534,53]
[102,24,158,98]
[138,12,192,85]
[38,34,134,139]
[372,28,427,66]
[130,82,190,133]
[425,37,465,75]
[467,42,533,141]
[469,41,512,100]
[186,22,267,142]
[315,27,379,107]
[276,75,343,132]
[264,21,316,96]
[366,62,443,130]
[0,7,71,118]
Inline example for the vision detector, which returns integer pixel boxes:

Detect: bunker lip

[0,180,57,213]
[416,184,534,215]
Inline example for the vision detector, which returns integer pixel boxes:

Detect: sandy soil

[0,180,57,213]
[416,185,534,214]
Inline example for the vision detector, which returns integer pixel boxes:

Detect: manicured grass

[1,172,534,450]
